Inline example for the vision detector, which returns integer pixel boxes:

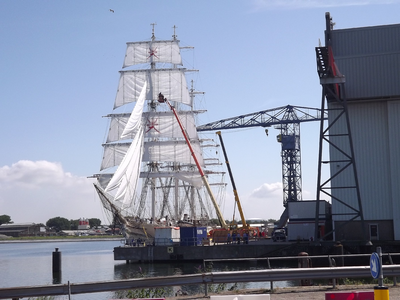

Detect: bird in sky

[110,9,114,13]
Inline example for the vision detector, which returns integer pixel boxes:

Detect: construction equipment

[158,92,228,230]
[198,105,326,227]
[216,131,248,228]
[216,131,259,238]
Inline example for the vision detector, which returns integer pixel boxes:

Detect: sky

[1,0,400,225]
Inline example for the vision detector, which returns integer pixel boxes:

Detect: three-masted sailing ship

[92,26,226,239]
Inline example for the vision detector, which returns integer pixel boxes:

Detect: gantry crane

[197,105,327,227]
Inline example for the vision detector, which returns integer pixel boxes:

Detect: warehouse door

[369,224,379,240]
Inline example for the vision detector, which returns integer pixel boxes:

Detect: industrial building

[319,14,400,242]
[287,200,331,241]
[196,13,399,244]
[0,223,46,237]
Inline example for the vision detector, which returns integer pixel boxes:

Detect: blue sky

[1,0,399,225]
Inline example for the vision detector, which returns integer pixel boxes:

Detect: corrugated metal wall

[325,23,400,241]
[332,24,400,100]
[388,101,400,240]
[288,200,328,220]
[329,102,393,221]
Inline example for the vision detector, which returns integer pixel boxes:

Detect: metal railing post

[203,259,208,297]
[267,257,273,291]
[388,253,397,286]
[328,255,336,288]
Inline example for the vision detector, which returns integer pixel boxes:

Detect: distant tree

[209,218,221,226]
[46,217,70,232]
[0,215,12,225]
[267,219,277,224]
[89,218,101,228]
[227,219,239,225]
[70,219,79,230]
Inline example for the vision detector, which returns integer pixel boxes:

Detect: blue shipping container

[180,227,207,246]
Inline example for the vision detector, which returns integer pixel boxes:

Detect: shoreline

[0,236,123,243]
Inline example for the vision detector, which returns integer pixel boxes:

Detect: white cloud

[220,182,285,222]
[0,160,108,225]
[250,0,399,10]
[249,182,282,199]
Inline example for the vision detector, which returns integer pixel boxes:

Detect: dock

[113,239,385,263]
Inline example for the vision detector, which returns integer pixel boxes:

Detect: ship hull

[113,241,378,263]
[114,241,290,262]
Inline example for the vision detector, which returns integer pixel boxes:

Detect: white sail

[94,30,226,229]
[102,110,200,170]
[144,111,198,139]
[107,111,198,143]
[105,126,144,206]
[114,69,191,109]
[105,82,147,206]
[101,139,204,171]
[120,81,147,139]
[106,114,131,143]
[143,140,204,166]
[101,143,130,171]
[123,40,182,67]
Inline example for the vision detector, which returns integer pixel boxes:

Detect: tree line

[46,217,102,232]
[0,215,102,232]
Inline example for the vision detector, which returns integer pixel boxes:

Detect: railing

[203,253,400,290]
[1,264,400,299]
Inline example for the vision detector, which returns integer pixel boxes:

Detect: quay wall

[114,241,400,263]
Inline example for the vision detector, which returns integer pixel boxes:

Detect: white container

[154,227,180,246]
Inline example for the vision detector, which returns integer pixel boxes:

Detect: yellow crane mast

[216,131,249,231]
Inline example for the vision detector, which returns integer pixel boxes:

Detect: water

[0,240,296,299]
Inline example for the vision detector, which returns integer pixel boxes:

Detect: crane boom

[158,93,228,229]
[198,104,327,228]
[197,105,325,132]
[216,131,248,229]
[198,105,326,205]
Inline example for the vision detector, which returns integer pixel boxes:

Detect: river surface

[0,240,296,299]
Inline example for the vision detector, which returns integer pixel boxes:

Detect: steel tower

[197,105,326,212]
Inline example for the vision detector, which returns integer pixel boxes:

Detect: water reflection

[0,241,298,300]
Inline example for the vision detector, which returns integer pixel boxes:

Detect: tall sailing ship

[93,27,226,239]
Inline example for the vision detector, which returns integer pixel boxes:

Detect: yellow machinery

[158,93,228,230]
[216,131,259,237]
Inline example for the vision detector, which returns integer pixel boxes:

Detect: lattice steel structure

[314,13,368,242]
[198,104,326,208]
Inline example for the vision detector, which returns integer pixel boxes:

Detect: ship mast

[150,22,157,223]
[158,93,228,229]
[171,24,180,221]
